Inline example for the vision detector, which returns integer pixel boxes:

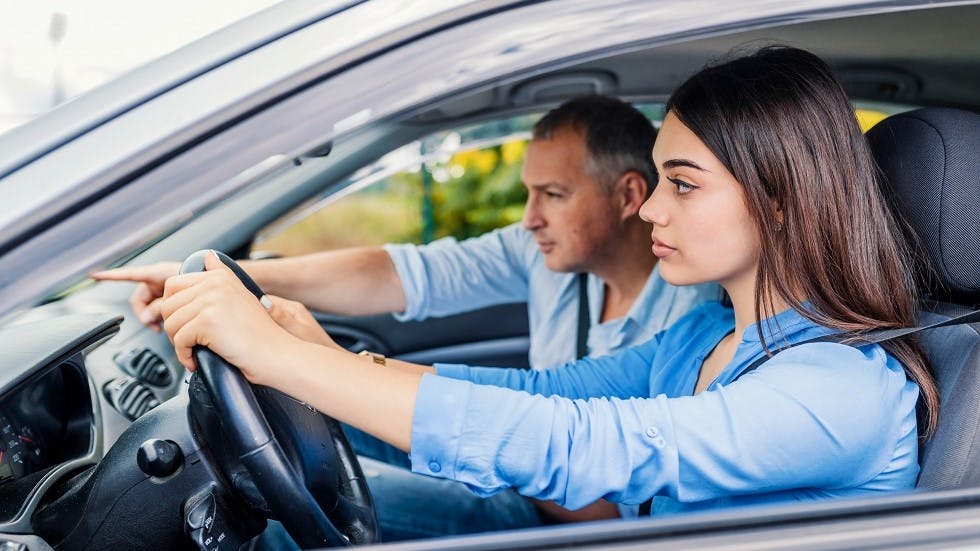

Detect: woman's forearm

[270,342,427,451]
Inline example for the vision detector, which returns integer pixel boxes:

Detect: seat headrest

[866,108,980,305]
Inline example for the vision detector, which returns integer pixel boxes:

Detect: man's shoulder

[495,223,538,254]
[398,223,537,270]
[462,223,540,265]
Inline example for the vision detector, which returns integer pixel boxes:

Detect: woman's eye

[669,178,695,194]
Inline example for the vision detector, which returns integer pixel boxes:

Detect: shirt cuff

[382,243,425,321]
[617,503,640,518]
[409,374,472,481]
[433,363,472,380]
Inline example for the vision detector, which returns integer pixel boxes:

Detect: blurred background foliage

[254,120,537,256]
[253,104,894,257]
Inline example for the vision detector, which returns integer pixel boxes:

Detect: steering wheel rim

[181,249,379,547]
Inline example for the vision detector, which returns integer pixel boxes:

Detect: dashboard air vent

[114,348,173,387]
[103,377,160,421]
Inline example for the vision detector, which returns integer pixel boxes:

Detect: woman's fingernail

[260,295,273,310]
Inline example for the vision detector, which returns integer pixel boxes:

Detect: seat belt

[731,307,980,383]
[637,307,980,518]
[576,273,589,359]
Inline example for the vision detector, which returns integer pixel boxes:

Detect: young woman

[159,46,938,520]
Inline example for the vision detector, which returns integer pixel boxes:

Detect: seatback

[866,108,980,489]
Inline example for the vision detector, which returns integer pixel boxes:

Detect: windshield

[0,0,280,136]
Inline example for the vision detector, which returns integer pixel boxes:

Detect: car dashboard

[0,313,121,535]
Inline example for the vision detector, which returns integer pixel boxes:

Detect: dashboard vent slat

[113,347,173,387]
[103,377,160,421]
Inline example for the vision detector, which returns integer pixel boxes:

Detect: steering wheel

[180,250,379,547]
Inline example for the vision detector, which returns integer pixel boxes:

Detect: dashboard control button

[137,439,183,478]
[184,489,252,551]
[185,493,215,531]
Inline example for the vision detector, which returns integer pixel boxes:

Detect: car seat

[866,107,980,489]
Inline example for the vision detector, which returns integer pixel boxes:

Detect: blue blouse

[409,301,920,514]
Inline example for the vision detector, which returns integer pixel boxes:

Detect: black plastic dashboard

[0,313,121,530]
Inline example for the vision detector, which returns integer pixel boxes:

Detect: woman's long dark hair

[667,46,938,437]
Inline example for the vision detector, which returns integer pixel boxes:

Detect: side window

[251,103,671,256]
[251,116,537,257]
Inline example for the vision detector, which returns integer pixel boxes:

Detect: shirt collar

[588,265,664,328]
[738,302,823,347]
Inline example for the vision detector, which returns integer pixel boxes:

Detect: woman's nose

[639,184,668,226]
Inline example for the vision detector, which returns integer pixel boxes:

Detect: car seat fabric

[867,108,980,303]
[914,305,980,489]
[866,107,980,490]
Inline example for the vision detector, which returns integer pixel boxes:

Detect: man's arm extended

[241,247,405,315]
[92,246,406,328]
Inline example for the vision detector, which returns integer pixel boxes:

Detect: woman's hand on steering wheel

[262,294,345,352]
[172,250,381,547]
[160,250,298,384]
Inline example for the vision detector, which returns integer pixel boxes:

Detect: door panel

[315,302,530,368]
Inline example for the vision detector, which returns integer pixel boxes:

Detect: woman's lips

[651,238,677,258]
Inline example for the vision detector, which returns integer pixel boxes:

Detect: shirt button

[645,427,659,438]
[428,461,442,473]
[654,436,666,448]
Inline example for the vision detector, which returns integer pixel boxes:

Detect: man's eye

[545,191,563,199]
[669,178,695,194]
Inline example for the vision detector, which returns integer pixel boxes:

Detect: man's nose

[522,196,544,230]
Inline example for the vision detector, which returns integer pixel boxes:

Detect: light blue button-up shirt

[385,224,718,369]
[409,301,920,514]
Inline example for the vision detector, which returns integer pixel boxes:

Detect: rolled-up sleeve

[410,343,915,510]
[383,224,533,321]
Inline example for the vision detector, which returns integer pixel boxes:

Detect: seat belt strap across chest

[732,307,980,383]
[576,273,589,360]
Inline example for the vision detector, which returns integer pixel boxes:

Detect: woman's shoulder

[773,327,899,366]
[753,340,911,400]
[745,342,918,427]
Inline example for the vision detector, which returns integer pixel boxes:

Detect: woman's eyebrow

[663,158,710,172]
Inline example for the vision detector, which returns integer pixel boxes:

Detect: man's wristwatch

[358,349,387,367]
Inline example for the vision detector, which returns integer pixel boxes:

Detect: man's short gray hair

[532,95,657,195]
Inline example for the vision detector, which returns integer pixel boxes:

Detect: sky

[0,0,280,134]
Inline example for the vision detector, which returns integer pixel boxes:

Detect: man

[94,95,717,535]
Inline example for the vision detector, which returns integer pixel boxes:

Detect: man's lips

[536,241,556,253]
[651,237,677,258]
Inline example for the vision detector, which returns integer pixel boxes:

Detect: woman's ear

[617,171,649,220]
[772,200,785,230]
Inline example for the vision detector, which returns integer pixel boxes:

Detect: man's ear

[617,171,648,220]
